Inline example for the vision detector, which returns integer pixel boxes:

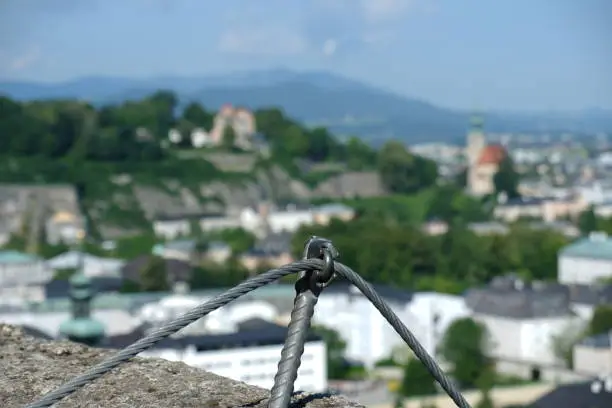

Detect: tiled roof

[560,234,612,260]
[465,276,572,319]
[477,145,506,166]
[106,318,321,351]
[568,283,612,306]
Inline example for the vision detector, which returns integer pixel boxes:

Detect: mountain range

[2,69,611,144]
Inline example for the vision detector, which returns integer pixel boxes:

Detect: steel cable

[25,258,470,408]
[25,260,322,408]
[333,261,471,408]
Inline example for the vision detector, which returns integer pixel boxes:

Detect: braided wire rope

[25,258,471,408]
[25,260,320,408]
[333,261,471,408]
[268,237,335,408]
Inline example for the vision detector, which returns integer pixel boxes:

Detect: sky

[1,0,611,111]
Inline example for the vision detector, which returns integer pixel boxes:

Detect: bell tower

[466,114,486,166]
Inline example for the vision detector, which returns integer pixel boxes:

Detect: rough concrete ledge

[0,325,363,408]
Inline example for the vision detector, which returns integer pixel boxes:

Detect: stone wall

[0,324,361,408]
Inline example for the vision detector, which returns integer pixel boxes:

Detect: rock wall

[0,325,362,408]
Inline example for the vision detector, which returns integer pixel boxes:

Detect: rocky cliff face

[0,324,362,408]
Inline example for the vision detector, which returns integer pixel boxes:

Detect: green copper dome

[59,318,105,340]
[470,115,484,128]
[60,272,106,346]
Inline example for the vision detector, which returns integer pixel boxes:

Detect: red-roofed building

[465,116,507,196]
[477,145,506,166]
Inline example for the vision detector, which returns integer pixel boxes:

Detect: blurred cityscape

[2,1,612,407]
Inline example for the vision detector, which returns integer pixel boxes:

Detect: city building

[46,251,125,277]
[312,281,414,368]
[573,332,612,377]
[0,250,54,303]
[465,275,579,380]
[108,318,327,393]
[568,283,612,320]
[558,232,612,285]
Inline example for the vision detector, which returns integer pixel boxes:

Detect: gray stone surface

[0,325,362,408]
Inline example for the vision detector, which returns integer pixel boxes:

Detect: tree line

[0,92,442,196]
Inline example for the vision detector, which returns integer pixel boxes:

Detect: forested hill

[2,70,611,144]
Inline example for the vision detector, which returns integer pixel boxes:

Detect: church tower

[465,114,486,195]
[59,273,105,347]
[466,114,486,166]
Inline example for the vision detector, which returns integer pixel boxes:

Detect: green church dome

[60,272,106,346]
[59,317,105,339]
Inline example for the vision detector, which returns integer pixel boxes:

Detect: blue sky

[1,0,611,111]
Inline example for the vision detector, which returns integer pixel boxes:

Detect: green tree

[182,102,214,129]
[438,317,493,388]
[212,228,256,254]
[53,268,78,281]
[578,206,598,234]
[551,321,586,368]
[138,255,169,292]
[222,125,236,149]
[311,325,349,379]
[377,141,438,194]
[399,358,437,397]
[493,155,520,199]
[589,305,612,335]
[474,366,495,408]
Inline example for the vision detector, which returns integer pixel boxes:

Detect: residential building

[239,231,294,271]
[152,212,239,240]
[406,292,471,357]
[312,203,356,225]
[44,276,123,299]
[558,232,612,285]
[107,318,327,393]
[595,200,612,218]
[240,203,357,238]
[0,250,53,303]
[46,251,125,277]
[120,255,192,288]
[209,104,257,149]
[45,210,85,245]
[567,283,612,320]
[465,275,579,380]
[312,281,414,368]
[312,171,386,199]
[573,332,612,377]
[494,196,587,223]
[576,180,612,205]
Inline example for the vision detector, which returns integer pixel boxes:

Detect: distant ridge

[2,69,611,143]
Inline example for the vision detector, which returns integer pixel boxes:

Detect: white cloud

[312,0,432,24]
[360,0,417,23]
[7,46,42,71]
[322,39,338,56]
[218,26,308,56]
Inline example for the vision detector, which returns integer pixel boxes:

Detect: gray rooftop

[465,275,572,319]
[578,332,612,349]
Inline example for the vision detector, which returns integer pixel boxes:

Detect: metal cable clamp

[268,236,339,408]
